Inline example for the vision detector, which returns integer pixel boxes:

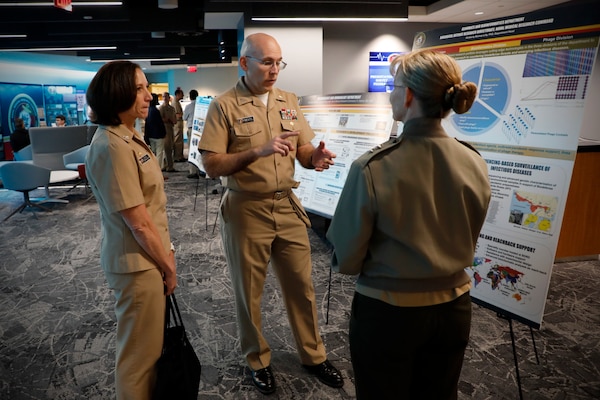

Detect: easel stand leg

[204,178,209,231]
[498,313,524,400]
[193,175,201,212]
[326,266,332,325]
[530,327,540,364]
[324,217,332,325]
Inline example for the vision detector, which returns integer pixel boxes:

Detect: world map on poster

[471,257,527,302]
[508,190,558,233]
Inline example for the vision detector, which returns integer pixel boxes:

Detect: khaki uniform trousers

[220,189,327,371]
[105,268,165,400]
[163,124,174,170]
[174,120,184,160]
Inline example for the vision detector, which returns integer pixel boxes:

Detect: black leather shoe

[302,360,344,388]
[250,366,276,395]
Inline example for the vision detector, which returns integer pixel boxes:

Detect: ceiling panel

[0,0,577,71]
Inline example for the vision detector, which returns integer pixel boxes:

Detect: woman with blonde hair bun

[327,49,491,400]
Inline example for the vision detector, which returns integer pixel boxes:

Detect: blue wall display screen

[368,52,402,92]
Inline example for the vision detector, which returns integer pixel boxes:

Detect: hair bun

[445,82,477,114]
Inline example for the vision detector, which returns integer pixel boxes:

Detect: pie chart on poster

[451,61,511,135]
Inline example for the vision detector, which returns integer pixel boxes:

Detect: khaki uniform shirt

[86,124,171,273]
[327,117,491,306]
[159,103,176,136]
[199,77,314,193]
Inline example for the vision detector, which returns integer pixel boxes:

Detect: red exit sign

[54,0,73,11]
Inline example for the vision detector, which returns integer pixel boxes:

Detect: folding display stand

[192,176,223,231]
[496,312,540,400]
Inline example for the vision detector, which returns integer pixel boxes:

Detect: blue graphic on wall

[0,83,43,136]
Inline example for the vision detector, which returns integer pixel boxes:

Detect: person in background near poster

[145,93,167,171]
[55,114,66,127]
[10,117,30,154]
[198,32,343,395]
[159,92,177,172]
[326,49,491,400]
[173,87,185,162]
[183,89,204,179]
[84,60,177,399]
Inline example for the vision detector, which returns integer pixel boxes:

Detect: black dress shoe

[302,360,344,388]
[187,172,199,179]
[250,366,276,395]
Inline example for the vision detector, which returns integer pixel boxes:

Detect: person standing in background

[173,87,185,162]
[159,92,177,172]
[326,49,491,400]
[145,93,167,170]
[199,32,343,395]
[84,60,177,399]
[183,89,204,179]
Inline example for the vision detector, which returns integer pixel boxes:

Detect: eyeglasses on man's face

[245,55,287,70]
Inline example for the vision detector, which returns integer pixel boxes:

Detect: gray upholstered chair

[63,145,91,194]
[13,144,33,161]
[29,126,86,203]
[63,145,90,170]
[0,162,51,221]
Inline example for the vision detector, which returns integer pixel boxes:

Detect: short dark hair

[86,61,140,126]
[189,89,199,100]
[150,93,160,107]
[55,115,66,121]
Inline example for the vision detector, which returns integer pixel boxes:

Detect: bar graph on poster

[413,5,600,328]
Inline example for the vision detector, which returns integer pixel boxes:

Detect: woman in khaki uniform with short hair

[85,61,177,400]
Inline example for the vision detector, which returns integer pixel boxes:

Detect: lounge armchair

[0,162,51,221]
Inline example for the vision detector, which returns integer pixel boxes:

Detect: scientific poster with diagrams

[415,3,600,328]
[294,92,397,218]
[187,97,213,173]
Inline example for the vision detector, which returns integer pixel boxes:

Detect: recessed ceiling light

[475,11,484,16]
[0,2,122,6]
[252,17,408,22]
[0,46,117,52]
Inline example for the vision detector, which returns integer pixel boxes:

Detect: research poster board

[293,92,397,218]
[187,96,213,173]
[414,3,600,328]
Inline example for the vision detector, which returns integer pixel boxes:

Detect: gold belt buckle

[273,191,285,200]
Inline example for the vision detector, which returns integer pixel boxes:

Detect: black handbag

[153,293,201,400]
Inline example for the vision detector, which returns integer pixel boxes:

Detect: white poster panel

[415,4,600,328]
[187,97,213,174]
[293,92,397,218]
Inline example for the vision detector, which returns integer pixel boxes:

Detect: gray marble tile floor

[0,171,598,399]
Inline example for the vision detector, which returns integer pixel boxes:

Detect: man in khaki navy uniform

[173,88,185,162]
[198,32,343,395]
[159,92,177,172]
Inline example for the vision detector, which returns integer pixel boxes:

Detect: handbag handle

[165,293,185,329]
